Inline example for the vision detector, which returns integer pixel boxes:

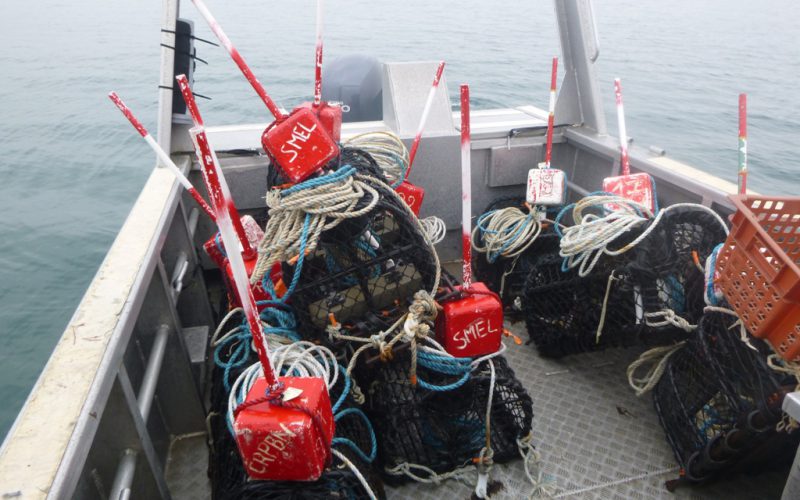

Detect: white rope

[474,359,496,499]
[331,449,378,500]
[420,215,447,245]
[517,433,557,499]
[384,461,474,484]
[643,309,697,332]
[472,206,542,262]
[560,199,729,278]
[626,342,686,396]
[210,307,244,346]
[703,305,757,351]
[344,131,409,184]
[251,171,381,283]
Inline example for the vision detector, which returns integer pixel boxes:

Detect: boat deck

[163,319,788,499]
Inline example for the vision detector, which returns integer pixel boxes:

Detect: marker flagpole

[108,92,216,221]
[191,0,287,121]
[614,78,630,176]
[313,0,324,108]
[544,57,558,169]
[405,61,446,180]
[738,93,747,194]
[460,84,472,290]
[176,74,256,260]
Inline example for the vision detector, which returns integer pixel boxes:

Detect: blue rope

[331,364,351,414]
[282,165,356,195]
[415,351,473,392]
[213,328,253,392]
[706,243,724,306]
[475,209,536,263]
[332,408,378,463]
[214,232,227,258]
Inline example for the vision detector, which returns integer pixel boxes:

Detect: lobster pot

[355,349,533,484]
[472,197,560,311]
[653,310,799,483]
[285,179,438,348]
[209,362,385,499]
[628,208,728,337]
[522,233,641,358]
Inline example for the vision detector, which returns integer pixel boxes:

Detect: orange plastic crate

[716,195,800,362]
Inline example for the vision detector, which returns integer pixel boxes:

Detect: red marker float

[738,93,747,194]
[191,0,338,183]
[108,92,215,220]
[179,79,333,482]
[436,84,503,358]
[601,78,656,212]
[526,56,566,206]
[396,61,446,215]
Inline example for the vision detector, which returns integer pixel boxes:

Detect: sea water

[0,0,798,438]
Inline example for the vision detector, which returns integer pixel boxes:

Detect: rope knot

[232,381,286,417]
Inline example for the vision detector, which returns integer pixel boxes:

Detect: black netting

[653,310,799,483]
[521,208,729,358]
[354,349,532,484]
[522,233,641,357]
[627,208,728,337]
[284,179,437,347]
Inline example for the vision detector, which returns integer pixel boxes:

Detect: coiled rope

[472,205,542,264]
[558,196,729,278]
[251,165,380,284]
[344,131,409,186]
[420,215,447,245]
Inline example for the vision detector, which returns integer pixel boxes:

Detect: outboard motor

[322,55,383,123]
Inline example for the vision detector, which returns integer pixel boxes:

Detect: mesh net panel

[355,349,533,485]
[653,309,799,483]
[522,233,641,357]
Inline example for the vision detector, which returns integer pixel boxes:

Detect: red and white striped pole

[614,78,630,176]
[405,61,446,180]
[108,92,215,221]
[313,0,324,108]
[191,0,287,121]
[460,84,472,290]
[544,57,558,169]
[191,128,277,386]
[176,74,256,260]
[177,78,276,386]
[738,93,747,194]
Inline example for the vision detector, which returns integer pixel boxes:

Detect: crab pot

[284,179,437,345]
[472,197,562,312]
[233,376,334,481]
[354,350,533,484]
[209,367,385,499]
[601,172,657,212]
[261,107,339,183]
[627,208,728,336]
[526,167,567,206]
[522,235,641,358]
[653,310,800,484]
[395,181,425,216]
[435,282,503,358]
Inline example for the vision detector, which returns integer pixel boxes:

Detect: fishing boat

[1,0,799,498]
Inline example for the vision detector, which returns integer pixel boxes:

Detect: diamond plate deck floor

[166,432,211,500]
[164,320,792,499]
[384,320,790,500]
